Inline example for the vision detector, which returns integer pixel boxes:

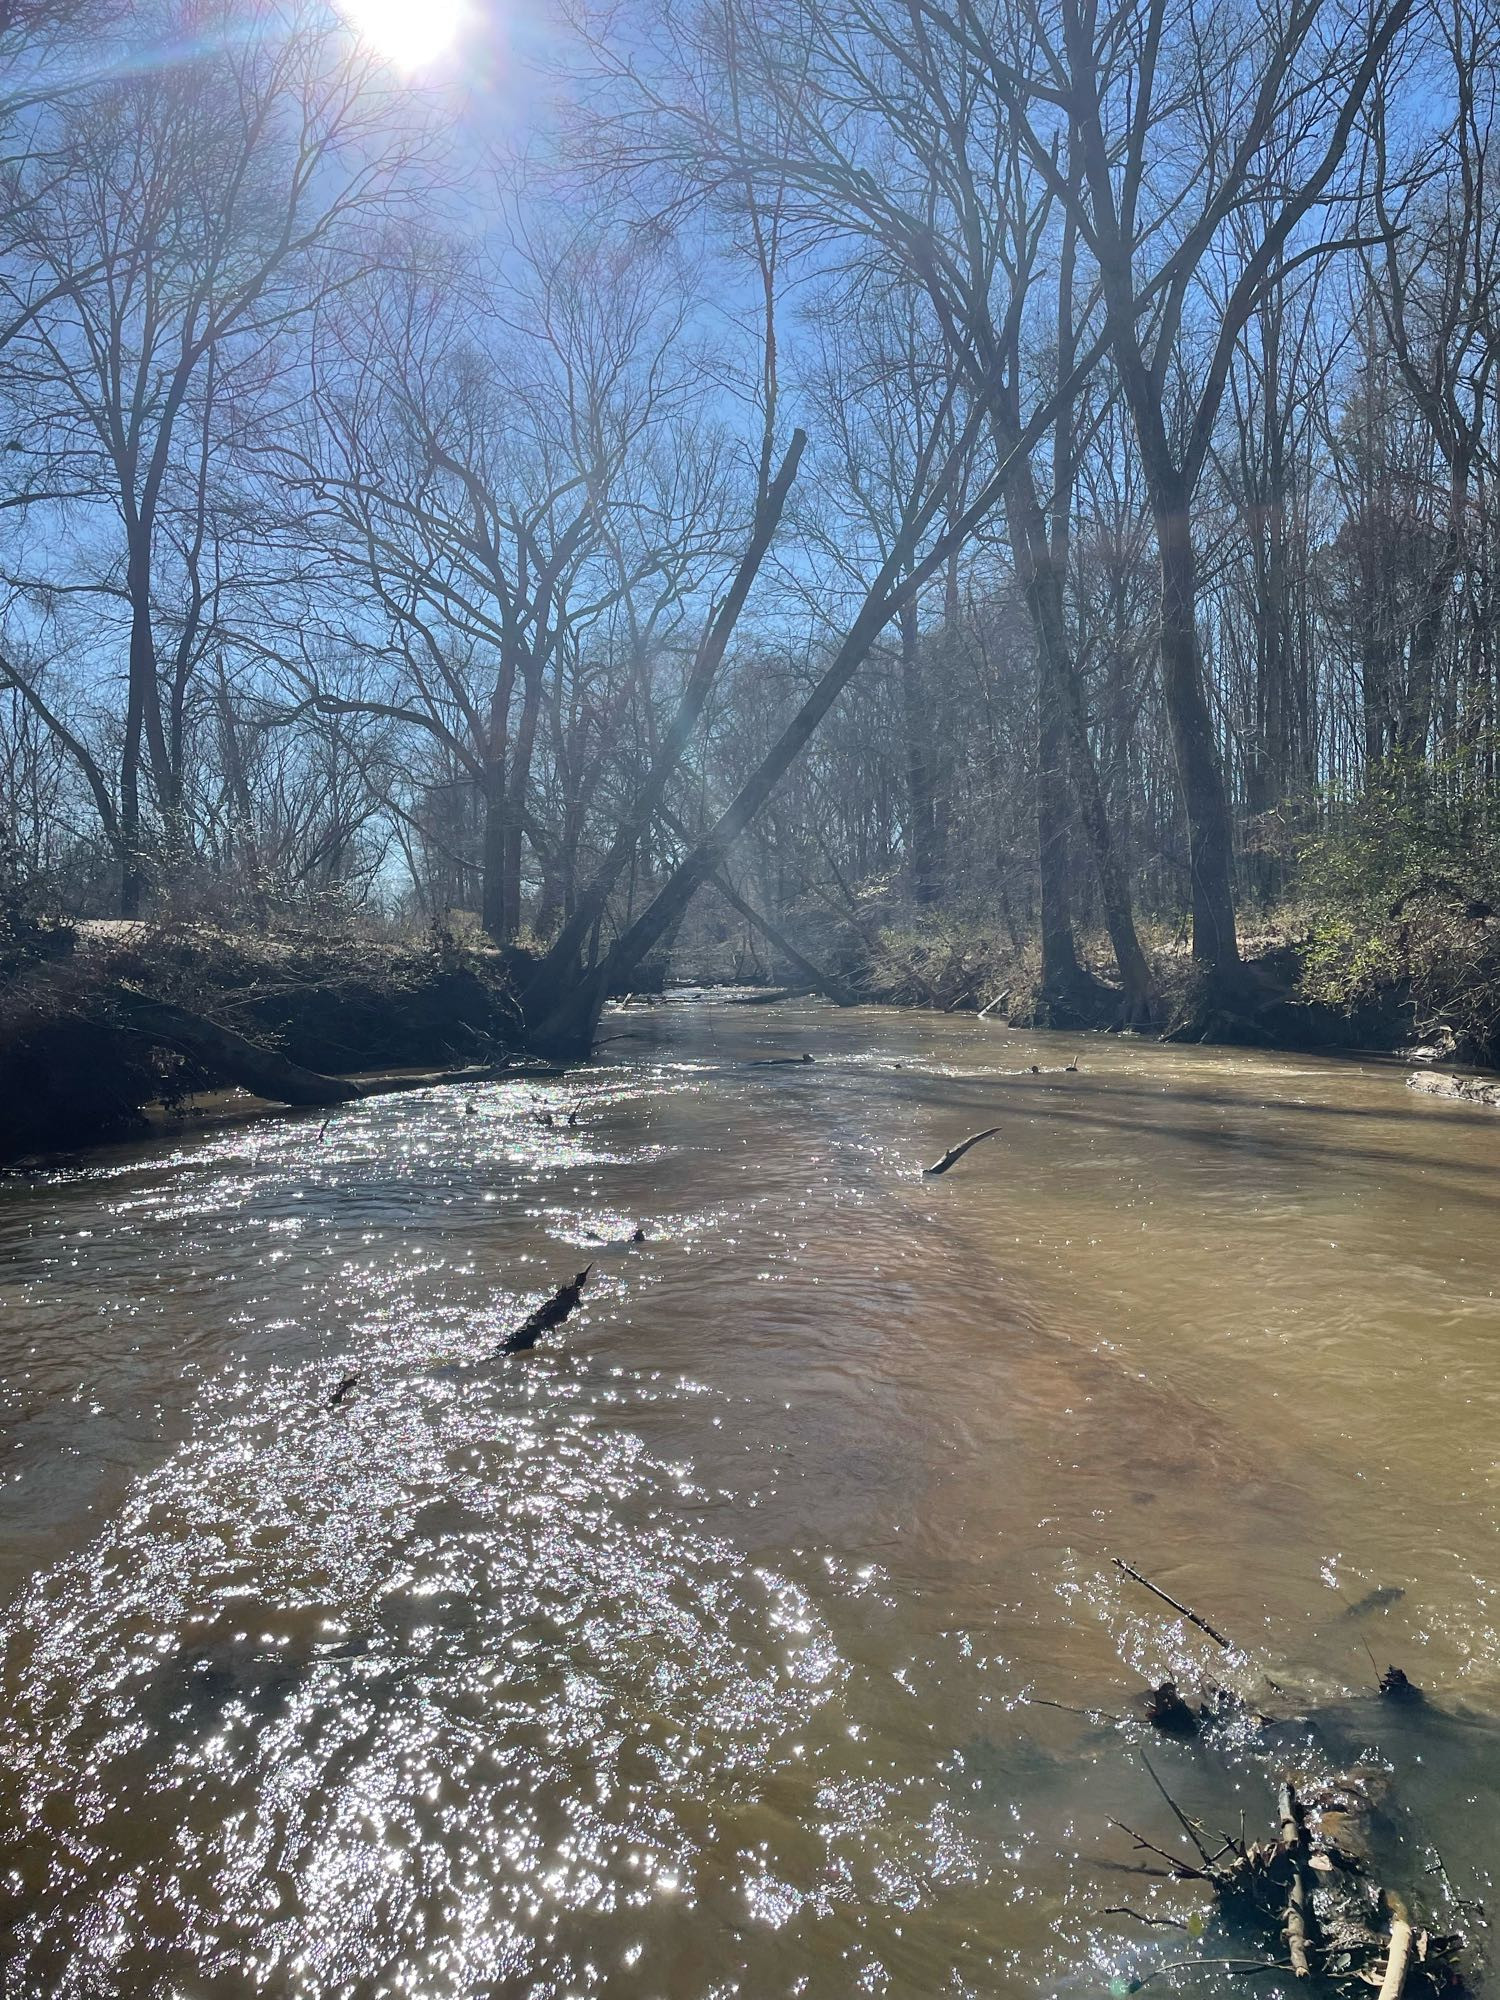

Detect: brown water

[1,998,1497,1998]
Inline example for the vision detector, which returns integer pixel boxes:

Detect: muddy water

[1,999,1497,1998]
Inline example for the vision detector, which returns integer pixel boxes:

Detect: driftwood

[1105,1766,1466,1996]
[923,1126,1001,1175]
[977,987,1012,1019]
[1277,1782,1312,1979]
[1378,1894,1414,2000]
[498,1267,592,1356]
[1406,1070,1500,1108]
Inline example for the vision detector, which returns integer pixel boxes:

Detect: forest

[4,0,1500,1135]
[5,7,1500,1994]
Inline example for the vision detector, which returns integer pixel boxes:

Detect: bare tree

[290,216,734,941]
[994,0,1413,984]
[0,0,430,911]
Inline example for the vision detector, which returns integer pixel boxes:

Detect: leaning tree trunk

[655,803,858,1006]
[106,988,365,1106]
[523,433,806,1006]
[520,530,927,1054]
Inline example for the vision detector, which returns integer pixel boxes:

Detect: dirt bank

[0,920,536,1163]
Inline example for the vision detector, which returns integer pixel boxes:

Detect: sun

[336,0,470,70]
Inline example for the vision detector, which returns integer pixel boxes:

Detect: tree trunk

[1036,642,1084,1009]
[1402,531,1460,762]
[898,597,941,904]
[107,988,364,1106]
[500,661,546,939]
[479,758,509,942]
[525,433,805,995]
[1005,470,1154,1021]
[1156,497,1241,981]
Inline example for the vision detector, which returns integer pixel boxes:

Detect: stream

[1,997,1497,1997]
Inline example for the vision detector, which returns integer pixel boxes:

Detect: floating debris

[327,1372,358,1410]
[1113,1556,1235,1652]
[1106,1769,1470,1996]
[923,1126,1001,1175]
[498,1267,592,1355]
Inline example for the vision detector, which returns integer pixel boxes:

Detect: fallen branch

[498,1267,592,1356]
[1378,1894,1413,2000]
[1277,1782,1312,1979]
[1120,1957,1288,1989]
[924,1126,1001,1175]
[978,987,1012,1019]
[1109,1820,1218,1883]
[1113,1557,1234,1651]
[1143,1752,1217,1867]
[109,985,364,1107]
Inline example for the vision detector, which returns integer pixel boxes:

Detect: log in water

[1,999,1496,1997]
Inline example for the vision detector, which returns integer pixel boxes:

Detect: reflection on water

[1,999,1497,1996]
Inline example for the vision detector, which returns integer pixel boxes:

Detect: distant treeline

[3,0,1499,1042]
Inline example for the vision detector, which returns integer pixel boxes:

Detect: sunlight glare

[337,0,470,70]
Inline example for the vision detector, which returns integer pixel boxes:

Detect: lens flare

[337,0,469,70]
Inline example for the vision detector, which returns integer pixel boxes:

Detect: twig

[1113,1557,1234,1651]
[1104,1905,1189,1930]
[1123,1958,1287,1988]
[1024,1694,1128,1724]
[1110,1821,1216,1882]
[1141,1751,1217,1867]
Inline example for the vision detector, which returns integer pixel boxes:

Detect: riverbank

[737,885,1500,1062]
[0,918,535,1163]
[6,883,1500,1166]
